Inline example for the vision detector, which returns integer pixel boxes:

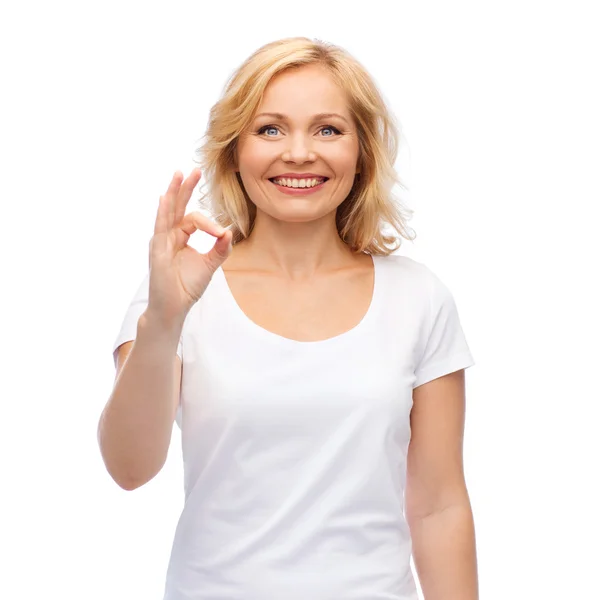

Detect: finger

[165,171,183,231]
[179,210,225,239]
[174,167,202,225]
[154,192,170,235]
[152,195,169,256]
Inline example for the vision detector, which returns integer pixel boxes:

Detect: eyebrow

[254,112,350,125]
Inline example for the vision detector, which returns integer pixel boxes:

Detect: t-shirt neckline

[216,253,381,347]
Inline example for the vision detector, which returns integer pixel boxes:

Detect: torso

[220,250,375,343]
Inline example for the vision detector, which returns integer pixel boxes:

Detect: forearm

[407,502,479,600]
[98,310,183,489]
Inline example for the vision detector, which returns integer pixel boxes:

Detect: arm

[405,369,479,600]
[98,309,183,491]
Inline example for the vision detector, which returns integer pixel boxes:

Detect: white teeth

[272,177,325,188]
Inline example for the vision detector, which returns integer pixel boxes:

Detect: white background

[1,1,587,598]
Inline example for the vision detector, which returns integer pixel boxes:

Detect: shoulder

[373,252,436,289]
[373,253,457,320]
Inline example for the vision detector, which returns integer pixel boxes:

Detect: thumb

[205,229,233,268]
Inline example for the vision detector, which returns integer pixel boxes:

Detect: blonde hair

[194,36,416,255]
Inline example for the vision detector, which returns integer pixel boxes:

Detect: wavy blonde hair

[194,37,416,255]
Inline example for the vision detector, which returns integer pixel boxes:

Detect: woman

[100,37,479,600]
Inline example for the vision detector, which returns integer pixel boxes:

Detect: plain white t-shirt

[112,253,476,600]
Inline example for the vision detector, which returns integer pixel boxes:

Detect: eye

[256,124,343,137]
[319,125,342,137]
[257,125,280,136]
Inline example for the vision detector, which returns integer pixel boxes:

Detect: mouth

[268,176,329,190]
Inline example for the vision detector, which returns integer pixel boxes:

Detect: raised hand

[147,168,232,326]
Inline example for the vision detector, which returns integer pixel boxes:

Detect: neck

[229,213,359,281]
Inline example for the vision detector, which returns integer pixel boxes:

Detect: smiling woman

[104,35,477,600]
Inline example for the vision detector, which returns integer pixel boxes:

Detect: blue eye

[256,124,342,137]
[257,125,280,136]
[319,126,341,136]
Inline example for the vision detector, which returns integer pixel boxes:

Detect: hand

[147,168,232,325]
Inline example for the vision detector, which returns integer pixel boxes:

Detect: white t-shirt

[112,253,475,600]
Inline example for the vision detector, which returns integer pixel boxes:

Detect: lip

[269,173,329,179]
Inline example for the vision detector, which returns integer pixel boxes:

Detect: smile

[270,176,327,188]
[268,177,329,195]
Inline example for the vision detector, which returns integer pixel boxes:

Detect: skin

[229,64,363,280]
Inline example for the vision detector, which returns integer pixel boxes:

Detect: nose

[281,133,317,164]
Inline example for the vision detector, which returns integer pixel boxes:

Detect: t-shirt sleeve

[112,272,183,368]
[413,269,475,388]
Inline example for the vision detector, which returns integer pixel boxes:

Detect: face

[235,64,360,224]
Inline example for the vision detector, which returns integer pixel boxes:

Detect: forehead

[257,65,351,118]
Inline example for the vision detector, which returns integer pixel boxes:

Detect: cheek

[238,140,273,173]
[321,139,358,169]
[238,137,359,177]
